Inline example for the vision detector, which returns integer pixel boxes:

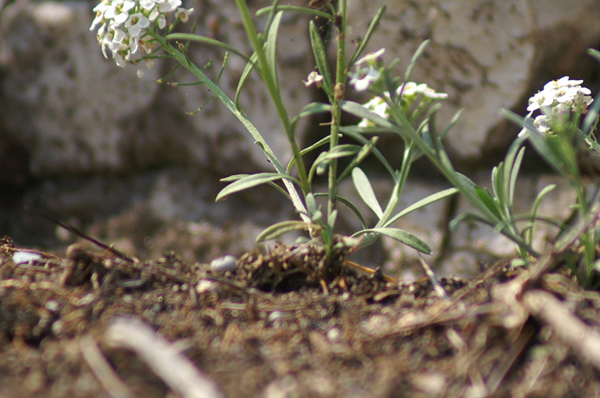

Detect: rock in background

[1,0,599,278]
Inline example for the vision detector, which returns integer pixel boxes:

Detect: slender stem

[233,0,310,195]
[327,0,346,221]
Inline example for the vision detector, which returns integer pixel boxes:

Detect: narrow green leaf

[256,220,312,242]
[306,192,317,214]
[356,227,432,254]
[309,21,333,97]
[309,145,361,182]
[526,184,556,244]
[491,164,503,206]
[348,5,386,66]
[352,168,383,218]
[297,102,332,118]
[588,48,600,63]
[235,51,259,109]
[449,212,496,232]
[508,146,526,211]
[340,100,393,128]
[383,188,458,227]
[216,173,297,201]
[286,134,339,173]
[582,79,600,134]
[265,11,283,86]
[403,40,429,84]
[328,209,338,232]
[337,137,379,182]
[340,127,396,179]
[474,186,502,219]
[220,174,250,182]
[314,192,369,229]
[166,33,250,62]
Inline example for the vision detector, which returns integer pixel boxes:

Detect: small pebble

[268,311,290,322]
[12,251,42,265]
[45,300,60,313]
[327,327,341,342]
[210,255,237,273]
[196,279,217,294]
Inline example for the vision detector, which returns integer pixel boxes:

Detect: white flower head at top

[90,0,194,67]
[349,48,385,92]
[524,76,593,135]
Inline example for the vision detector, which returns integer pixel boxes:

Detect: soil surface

[1,214,600,398]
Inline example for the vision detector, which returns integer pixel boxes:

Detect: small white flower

[303,71,323,87]
[157,0,181,13]
[398,82,448,100]
[533,115,550,134]
[158,13,167,29]
[358,95,390,127]
[125,12,150,37]
[543,76,583,91]
[140,0,156,10]
[175,7,194,22]
[349,65,381,92]
[355,48,385,66]
[114,51,126,67]
[140,39,156,54]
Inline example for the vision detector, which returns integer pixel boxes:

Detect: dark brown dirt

[1,216,600,398]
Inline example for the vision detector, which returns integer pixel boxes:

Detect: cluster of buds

[90,0,194,67]
[525,76,593,135]
[358,82,448,127]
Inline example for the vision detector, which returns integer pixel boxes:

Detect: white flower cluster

[349,49,385,92]
[90,0,194,67]
[526,76,593,135]
[358,82,448,127]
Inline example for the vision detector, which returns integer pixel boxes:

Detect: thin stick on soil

[104,317,225,398]
[80,335,136,398]
[523,289,600,370]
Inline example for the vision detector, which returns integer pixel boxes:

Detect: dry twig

[104,318,225,398]
[523,289,600,370]
[80,335,135,398]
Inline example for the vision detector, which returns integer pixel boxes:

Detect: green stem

[327,0,346,221]
[233,0,310,195]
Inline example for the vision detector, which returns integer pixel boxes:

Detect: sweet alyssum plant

[90,0,458,268]
[501,61,600,286]
[90,0,600,286]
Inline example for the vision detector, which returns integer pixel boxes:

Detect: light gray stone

[0,1,159,176]
[210,255,237,273]
[346,0,600,161]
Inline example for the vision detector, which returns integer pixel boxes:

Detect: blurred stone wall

[1,0,599,277]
